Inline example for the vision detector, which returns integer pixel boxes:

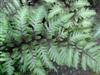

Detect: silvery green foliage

[0,0,100,75]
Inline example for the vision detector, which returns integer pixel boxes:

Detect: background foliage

[0,0,100,75]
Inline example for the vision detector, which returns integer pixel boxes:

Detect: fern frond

[1,0,100,74]
[3,0,20,14]
[59,47,68,65]
[0,52,7,61]
[78,8,96,18]
[66,48,74,67]
[0,12,8,44]
[49,45,60,64]
[30,6,47,23]
[37,47,55,70]
[12,6,31,41]
[3,55,14,75]
[34,67,46,75]
[70,32,91,42]
[52,13,74,26]
[43,0,57,3]
[48,5,62,19]
[81,54,87,70]
[72,50,80,69]
[73,0,90,8]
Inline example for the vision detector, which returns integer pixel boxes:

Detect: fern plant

[0,0,100,75]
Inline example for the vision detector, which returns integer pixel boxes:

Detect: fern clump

[0,0,100,75]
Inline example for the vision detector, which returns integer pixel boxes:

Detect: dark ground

[48,65,99,75]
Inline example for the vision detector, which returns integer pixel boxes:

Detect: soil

[48,65,97,75]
